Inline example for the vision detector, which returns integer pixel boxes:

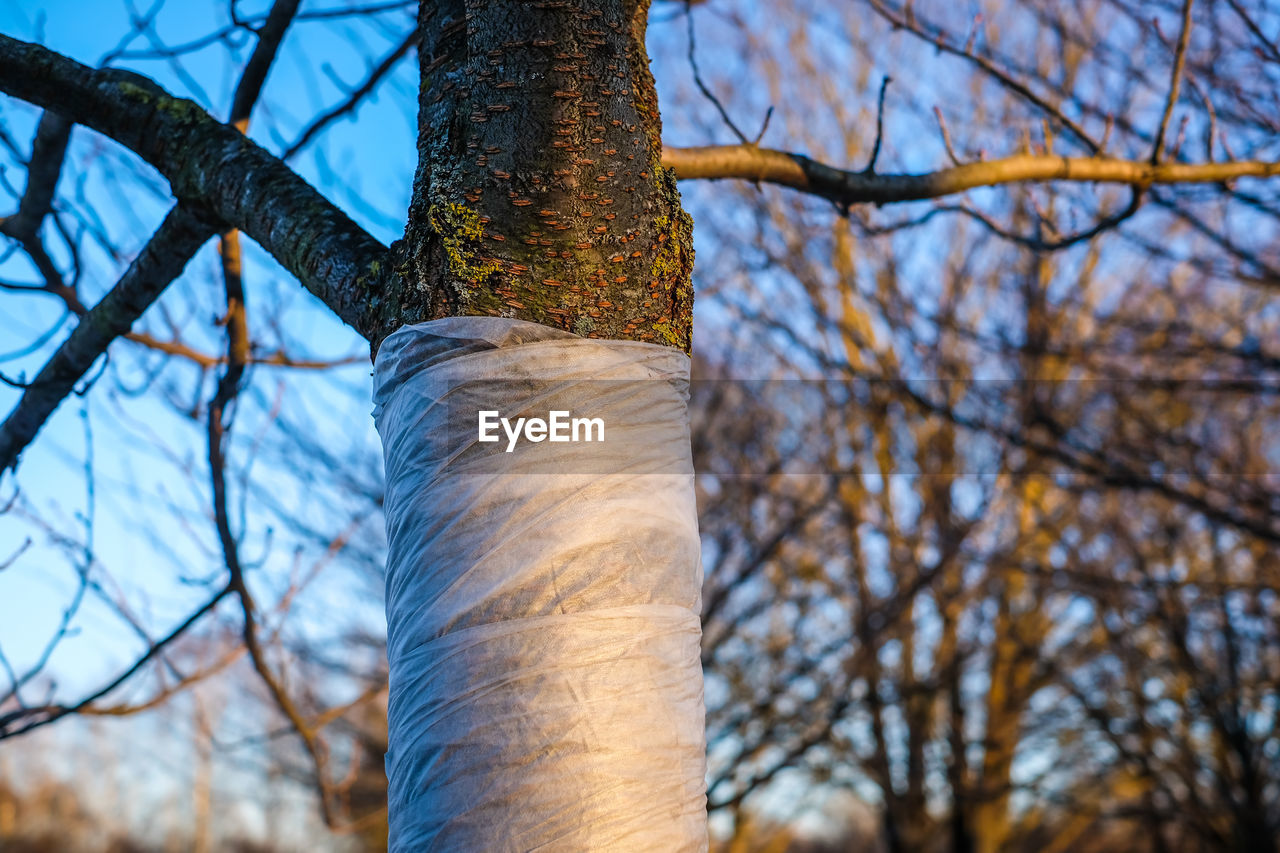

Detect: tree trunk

[375,2,706,850]
[368,0,694,353]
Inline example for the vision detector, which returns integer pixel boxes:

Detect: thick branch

[0,35,388,336]
[662,145,1280,207]
[0,206,215,472]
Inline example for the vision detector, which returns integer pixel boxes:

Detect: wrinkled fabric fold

[374,318,707,852]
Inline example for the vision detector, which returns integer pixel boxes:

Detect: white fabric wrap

[373,318,707,852]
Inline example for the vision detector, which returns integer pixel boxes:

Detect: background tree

[2,0,1279,850]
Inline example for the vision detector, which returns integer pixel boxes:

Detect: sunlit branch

[663,145,1280,207]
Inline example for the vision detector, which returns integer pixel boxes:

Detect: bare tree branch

[0,205,215,472]
[1151,0,1195,164]
[0,34,389,336]
[864,0,1101,152]
[663,145,1280,208]
[228,0,301,130]
[206,239,344,829]
[0,110,76,299]
[282,29,417,160]
[0,583,232,738]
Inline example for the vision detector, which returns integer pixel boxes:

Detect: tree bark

[368,0,694,351]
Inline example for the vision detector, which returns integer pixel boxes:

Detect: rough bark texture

[367,0,694,352]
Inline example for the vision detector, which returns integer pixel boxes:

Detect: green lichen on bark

[428,202,501,292]
[650,320,681,347]
[649,178,695,287]
[116,80,153,102]
[115,80,207,124]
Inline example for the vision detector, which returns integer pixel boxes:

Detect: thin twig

[282,29,417,160]
[1151,0,1195,164]
[0,585,232,738]
[863,76,892,174]
[934,107,962,167]
[866,0,1100,153]
[685,1,749,144]
[1224,0,1280,65]
[751,106,774,146]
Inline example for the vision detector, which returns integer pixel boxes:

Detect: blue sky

[0,0,408,713]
